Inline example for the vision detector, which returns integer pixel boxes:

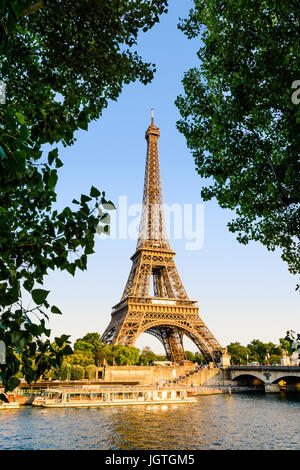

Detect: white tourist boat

[0,400,20,410]
[32,387,196,408]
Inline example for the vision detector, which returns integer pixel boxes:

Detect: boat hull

[0,402,20,410]
[33,398,196,408]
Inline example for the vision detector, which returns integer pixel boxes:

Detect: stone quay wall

[102,365,222,386]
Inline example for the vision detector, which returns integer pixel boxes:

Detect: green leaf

[105,200,116,210]
[32,289,50,305]
[15,112,25,124]
[56,158,63,168]
[60,334,71,343]
[90,186,101,198]
[48,148,58,165]
[66,264,76,276]
[48,169,58,188]
[23,278,34,292]
[63,345,73,355]
[51,305,62,315]
[55,336,64,347]
[7,376,20,392]
[81,194,92,204]
[7,150,26,172]
[0,393,9,403]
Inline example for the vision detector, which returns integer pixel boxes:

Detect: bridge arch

[271,375,300,384]
[231,373,265,387]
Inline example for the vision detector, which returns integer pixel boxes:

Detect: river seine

[0,393,299,450]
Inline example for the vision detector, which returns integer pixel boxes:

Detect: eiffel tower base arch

[101,299,222,364]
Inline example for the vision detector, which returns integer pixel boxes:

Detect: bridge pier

[264,383,281,393]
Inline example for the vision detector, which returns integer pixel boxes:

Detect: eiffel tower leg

[152,327,185,363]
[101,313,140,346]
[184,331,221,365]
[101,319,118,344]
[148,326,172,359]
[165,328,185,363]
[144,326,185,363]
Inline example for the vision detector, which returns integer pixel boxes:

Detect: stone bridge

[226,366,300,392]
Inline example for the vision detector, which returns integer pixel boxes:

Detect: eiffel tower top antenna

[151,107,154,125]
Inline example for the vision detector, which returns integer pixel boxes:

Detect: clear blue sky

[38,0,298,353]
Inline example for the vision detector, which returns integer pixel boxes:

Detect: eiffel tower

[101,112,222,363]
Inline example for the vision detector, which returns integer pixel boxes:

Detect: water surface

[0,393,299,450]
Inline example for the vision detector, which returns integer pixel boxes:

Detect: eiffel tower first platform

[101,113,222,364]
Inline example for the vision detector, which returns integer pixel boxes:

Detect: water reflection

[0,394,300,449]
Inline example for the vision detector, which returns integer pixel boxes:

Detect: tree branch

[21,1,45,17]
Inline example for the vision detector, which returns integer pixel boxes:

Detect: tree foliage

[280,329,300,354]
[138,346,165,365]
[58,361,71,381]
[176,0,300,286]
[227,337,286,365]
[1,0,168,147]
[0,0,168,392]
[85,364,97,381]
[71,333,141,366]
[74,333,104,366]
[109,344,140,366]
[65,351,95,367]
[185,350,201,363]
[70,364,84,381]
[227,342,250,365]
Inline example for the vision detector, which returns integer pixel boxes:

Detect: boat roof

[43,386,186,393]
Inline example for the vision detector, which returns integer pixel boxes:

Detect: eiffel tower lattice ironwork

[101,113,222,363]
